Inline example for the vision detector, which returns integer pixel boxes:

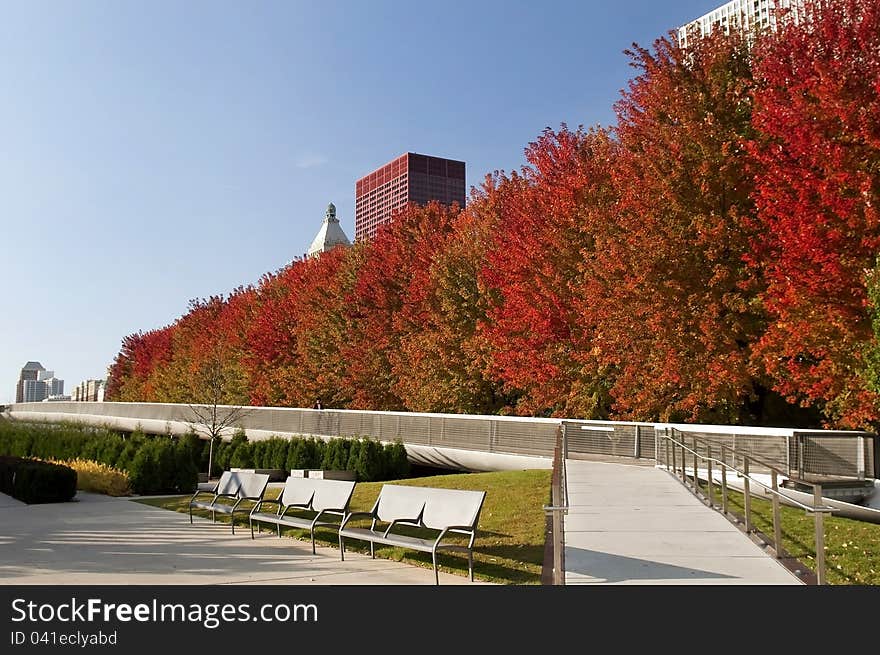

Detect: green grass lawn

[694,478,880,585]
[135,469,552,585]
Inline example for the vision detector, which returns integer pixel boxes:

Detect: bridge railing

[542,425,568,585]
[659,427,834,584]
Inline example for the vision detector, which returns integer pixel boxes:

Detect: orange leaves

[749,0,880,427]
[105,0,880,429]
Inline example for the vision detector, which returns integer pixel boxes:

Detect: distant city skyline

[0,1,716,404]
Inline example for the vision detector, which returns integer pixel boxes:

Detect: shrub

[54,459,131,496]
[357,439,386,481]
[385,441,410,479]
[286,437,324,471]
[0,456,77,504]
[321,439,350,471]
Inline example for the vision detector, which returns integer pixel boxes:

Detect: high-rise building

[307,203,351,259]
[72,379,105,402]
[15,361,45,403]
[40,375,64,398]
[21,379,48,403]
[354,152,466,242]
[678,0,803,47]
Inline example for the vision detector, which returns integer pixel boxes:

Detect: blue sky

[0,0,713,403]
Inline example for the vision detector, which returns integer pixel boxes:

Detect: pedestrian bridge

[563,459,799,584]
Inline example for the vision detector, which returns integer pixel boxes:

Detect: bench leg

[339,536,345,561]
[231,513,236,535]
[469,551,474,582]
[311,531,316,555]
[211,509,216,524]
[277,523,281,538]
[189,506,193,524]
[370,542,374,559]
[432,551,439,585]
[250,519,254,540]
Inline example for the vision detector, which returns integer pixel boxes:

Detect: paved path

[564,460,800,585]
[0,492,25,508]
[0,493,484,585]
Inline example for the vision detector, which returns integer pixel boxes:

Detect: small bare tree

[187,348,252,479]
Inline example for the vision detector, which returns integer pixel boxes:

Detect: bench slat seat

[188,471,269,534]
[338,484,486,584]
[249,476,355,553]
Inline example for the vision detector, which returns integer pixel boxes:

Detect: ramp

[564,460,800,584]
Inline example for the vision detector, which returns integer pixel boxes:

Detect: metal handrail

[671,437,833,514]
[661,427,832,584]
[543,425,569,585]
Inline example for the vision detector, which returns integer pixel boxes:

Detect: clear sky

[0,0,714,404]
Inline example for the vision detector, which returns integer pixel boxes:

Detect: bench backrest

[215,471,241,496]
[310,479,355,512]
[420,488,486,531]
[279,476,315,508]
[374,484,426,523]
[236,472,270,500]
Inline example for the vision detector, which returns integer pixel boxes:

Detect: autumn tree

[479,127,618,417]
[600,30,766,423]
[749,0,880,427]
[391,188,504,414]
[186,343,252,477]
[105,327,173,402]
[342,202,462,410]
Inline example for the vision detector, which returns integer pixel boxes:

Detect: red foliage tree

[600,30,764,423]
[479,127,618,417]
[343,202,462,410]
[749,0,880,427]
[391,188,504,413]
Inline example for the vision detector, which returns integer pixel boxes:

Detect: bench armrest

[251,498,283,515]
[189,490,216,504]
[339,511,374,531]
[311,508,345,527]
[382,517,422,538]
[434,525,479,549]
[278,502,311,520]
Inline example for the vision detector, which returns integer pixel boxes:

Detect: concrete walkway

[0,493,483,585]
[564,460,800,584]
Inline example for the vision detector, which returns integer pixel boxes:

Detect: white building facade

[678,0,803,47]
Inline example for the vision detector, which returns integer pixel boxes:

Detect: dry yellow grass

[51,458,132,496]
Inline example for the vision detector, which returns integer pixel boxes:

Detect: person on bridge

[313,398,324,410]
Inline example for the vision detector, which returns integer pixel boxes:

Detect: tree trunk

[207,437,215,479]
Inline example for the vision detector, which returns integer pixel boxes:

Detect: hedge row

[0,421,198,494]
[0,455,77,504]
[0,421,411,491]
[211,432,410,481]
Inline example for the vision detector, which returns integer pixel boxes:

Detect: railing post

[670,433,676,474]
[771,470,782,558]
[666,436,671,471]
[814,484,826,585]
[706,445,714,509]
[680,438,687,485]
[692,436,699,493]
[720,445,728,516]
[743,456,751,533]
[553,509,563,585]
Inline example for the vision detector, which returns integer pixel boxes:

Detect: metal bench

[249,476,355,553]
[338,484,486,584]
[188,470,270,534]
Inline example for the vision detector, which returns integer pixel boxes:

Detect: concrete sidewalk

[0,493,484,585]
[564,460,801,585]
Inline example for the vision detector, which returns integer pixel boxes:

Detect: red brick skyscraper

[355,152,466,242]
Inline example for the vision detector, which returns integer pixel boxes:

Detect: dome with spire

[307,202,351,258]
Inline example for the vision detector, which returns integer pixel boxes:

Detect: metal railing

[660,427,834,584]
[543,425,569,585]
